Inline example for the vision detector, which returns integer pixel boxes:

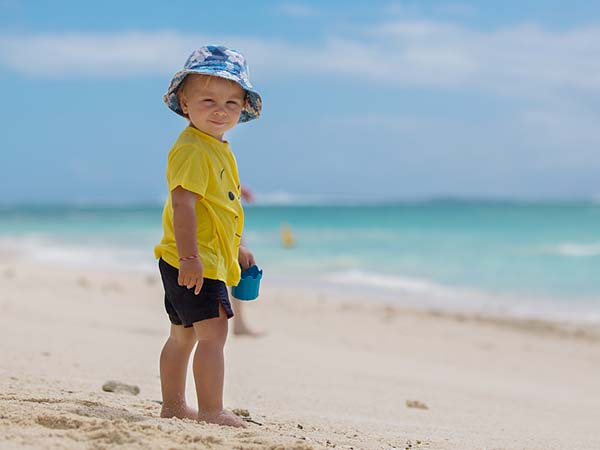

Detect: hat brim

[163,69,262,123]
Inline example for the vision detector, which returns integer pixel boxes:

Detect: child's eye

[202,99,214,104]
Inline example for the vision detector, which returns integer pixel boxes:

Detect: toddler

[154,45,261,427]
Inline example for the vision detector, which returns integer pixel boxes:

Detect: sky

[1,0,600,205]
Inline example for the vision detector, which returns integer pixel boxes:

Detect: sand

[1,259,599,450]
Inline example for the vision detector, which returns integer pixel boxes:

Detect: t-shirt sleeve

[166,145,210,197]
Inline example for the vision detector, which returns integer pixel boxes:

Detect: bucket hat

[163,45,262,123]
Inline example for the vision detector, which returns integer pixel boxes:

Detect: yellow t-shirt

[154,126,244,286]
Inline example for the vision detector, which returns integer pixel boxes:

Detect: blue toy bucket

[232,265,263,301]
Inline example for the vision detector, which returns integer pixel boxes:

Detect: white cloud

[1,20,600,97]
[366,21,600,92]
[0,31,198,77]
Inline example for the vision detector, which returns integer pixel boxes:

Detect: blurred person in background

[232,185,266,337]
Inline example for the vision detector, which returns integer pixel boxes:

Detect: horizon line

[1,195,599,210]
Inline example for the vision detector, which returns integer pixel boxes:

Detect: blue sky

[2,0,600,205]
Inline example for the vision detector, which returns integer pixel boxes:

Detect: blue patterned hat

[163,45,262,123]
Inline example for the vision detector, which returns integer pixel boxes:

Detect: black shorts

[158,258,234,327]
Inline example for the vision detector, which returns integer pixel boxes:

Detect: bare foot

[161,404,198,420]
[198,409,247,428]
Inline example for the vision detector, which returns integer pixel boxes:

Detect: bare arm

[172,186,204,294]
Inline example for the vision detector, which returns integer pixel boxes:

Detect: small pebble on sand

[406,400,428,410]
[232,408,250,417]
[102,380,140,395]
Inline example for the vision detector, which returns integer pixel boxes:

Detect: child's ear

[178,93,188,115]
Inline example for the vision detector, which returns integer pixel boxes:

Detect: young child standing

[154,45,261,427]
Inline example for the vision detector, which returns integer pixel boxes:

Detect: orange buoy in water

[281,223,295,248]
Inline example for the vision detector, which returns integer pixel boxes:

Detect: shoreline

[4,257,600,341]
[267,274,600,341]
[2,227,599,328]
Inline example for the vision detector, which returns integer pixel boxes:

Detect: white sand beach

[1,259,599,450]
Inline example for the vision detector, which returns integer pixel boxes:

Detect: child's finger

[248,254,256,266]
[186,277,196,289]
[194,278,204,295]
[181,273,191,288]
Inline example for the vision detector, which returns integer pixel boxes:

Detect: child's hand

[238,246,256,271]
[178,258,204,295]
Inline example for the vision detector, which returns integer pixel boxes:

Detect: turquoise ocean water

[1,201,599,322]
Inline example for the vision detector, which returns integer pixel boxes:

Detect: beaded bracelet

[179,254,199,262]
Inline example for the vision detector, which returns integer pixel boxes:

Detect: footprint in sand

[101,282,123,293]
[76,277,91,288]
[36,415,84,430]
[71,404,144,422]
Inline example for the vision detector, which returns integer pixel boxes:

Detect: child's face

[179,75,246,141]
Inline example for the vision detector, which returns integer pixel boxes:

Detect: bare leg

[232,297,266,337]
[193,305,246,427]
[159,324,198,419]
